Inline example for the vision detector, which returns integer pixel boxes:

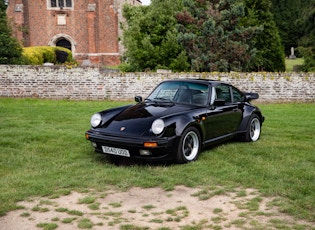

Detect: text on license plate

[102,146,130,157]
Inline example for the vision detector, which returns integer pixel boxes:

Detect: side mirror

[135,96,143,103]
[213,99,225,106]
[245,92,259,101]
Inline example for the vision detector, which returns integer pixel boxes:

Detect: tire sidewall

[176,126,201,163]
[245,114,261,142]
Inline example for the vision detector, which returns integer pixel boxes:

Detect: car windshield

[147,81,209,106]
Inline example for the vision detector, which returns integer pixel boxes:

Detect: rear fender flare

[238,109,263,132]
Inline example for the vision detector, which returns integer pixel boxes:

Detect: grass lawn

[285,58,304,72]
[0,98,314,222]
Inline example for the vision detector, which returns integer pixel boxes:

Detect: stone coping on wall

[0,65,314,102]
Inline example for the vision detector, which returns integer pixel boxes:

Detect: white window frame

[47,0,73,9]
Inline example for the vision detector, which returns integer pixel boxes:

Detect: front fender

[163,113,202,138]
[99,105,133,127]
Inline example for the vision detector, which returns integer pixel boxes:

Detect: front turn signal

[143,142,158,148]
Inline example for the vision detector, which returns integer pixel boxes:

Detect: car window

[232,87,244,102]
[214,85,231,103]
[147,82,209,105]
[148,82,179,101]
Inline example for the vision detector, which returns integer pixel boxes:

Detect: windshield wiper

[153,97,175,106]
[154,97,168,101]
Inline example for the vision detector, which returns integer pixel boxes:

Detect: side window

[214,85,231,103]
[232,87,244,103]
[48,0,72,8]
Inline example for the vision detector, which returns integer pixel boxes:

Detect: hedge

[22,46,75,65]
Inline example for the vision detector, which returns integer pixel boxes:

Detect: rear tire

[176,127,201,163]
[242,114,261,142]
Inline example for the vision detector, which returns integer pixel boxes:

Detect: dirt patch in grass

[0,186,313,230]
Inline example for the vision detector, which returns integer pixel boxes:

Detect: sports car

[85,79,264,163]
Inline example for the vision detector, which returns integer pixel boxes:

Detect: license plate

[102,146,130,157]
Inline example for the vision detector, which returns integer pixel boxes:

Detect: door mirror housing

[245,92,259,101]
[135,96,143,103]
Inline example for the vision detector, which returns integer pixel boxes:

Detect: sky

[142,0,151,5]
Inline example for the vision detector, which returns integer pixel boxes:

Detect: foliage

[270,0,309,56]
[22,46,75,65]
[298,46,315,71]
[297,0,315,71]
[176,0,259,72]
[241,0,285,72]
[0,0,23,64]
[121,0,288,72]
[121,0,189,72]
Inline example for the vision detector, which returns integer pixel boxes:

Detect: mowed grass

[0,98,314,222]
[285,58,304,72]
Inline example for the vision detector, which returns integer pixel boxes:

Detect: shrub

[298,46,315,71]
[22,46,75,65]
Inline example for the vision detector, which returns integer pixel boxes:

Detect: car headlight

[90,113,102,128]
[151,119,165,135]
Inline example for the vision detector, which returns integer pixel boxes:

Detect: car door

[203,84,243,142]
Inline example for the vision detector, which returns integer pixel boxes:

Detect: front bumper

[85,130,178,161]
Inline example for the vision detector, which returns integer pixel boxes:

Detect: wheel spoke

[250,123,255,137]
[179,129,200,163]
[184,136,193,156]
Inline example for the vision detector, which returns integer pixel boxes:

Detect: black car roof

[163,79,226,85]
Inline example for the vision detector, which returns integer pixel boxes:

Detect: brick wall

[0,65,314,102]
[6,0,141,66]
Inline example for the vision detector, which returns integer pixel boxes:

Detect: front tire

[243,114,261,142]
[176,127,201,163]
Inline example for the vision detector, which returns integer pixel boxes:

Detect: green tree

[271,0,309,56]
[241,0,285,71]
[176,0,258,72]
[298,0,315,71]
[0,0,23,64]
[121,0,189,72]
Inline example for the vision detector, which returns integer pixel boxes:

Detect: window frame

[47,0,73,9]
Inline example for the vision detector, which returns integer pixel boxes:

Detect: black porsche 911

[85,79,264,163]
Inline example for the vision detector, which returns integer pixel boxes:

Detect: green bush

[22,46,75,65]
[298,46,315,72]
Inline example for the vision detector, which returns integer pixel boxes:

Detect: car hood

[99,102,194,136]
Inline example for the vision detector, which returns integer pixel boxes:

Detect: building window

[49,0,72,8]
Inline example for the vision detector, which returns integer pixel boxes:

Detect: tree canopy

[121,0,286,72]
[0,0,23,64]
[241,0,285,71]
[297,0,315,71]
[121,0,189,72]
[270,0,309,56]
[176,0,260,72]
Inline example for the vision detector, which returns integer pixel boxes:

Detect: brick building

[6,0,141,66]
